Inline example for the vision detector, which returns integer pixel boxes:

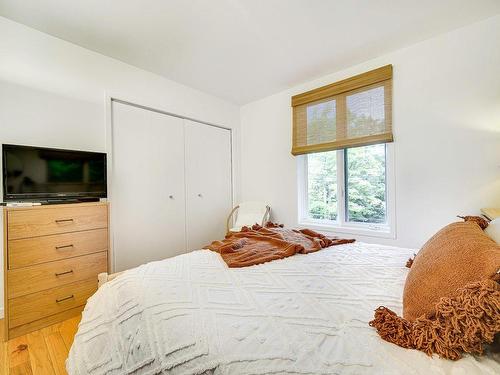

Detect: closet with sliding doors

[110,100,232,271]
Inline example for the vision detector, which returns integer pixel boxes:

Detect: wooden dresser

[3,202,108,340]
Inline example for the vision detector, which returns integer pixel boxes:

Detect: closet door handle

[56,295,74,303]
[55,244,74,250]
[169,195,174,199]
[55,270,74,277]
[197,193,203,198]
[55,218,74,223]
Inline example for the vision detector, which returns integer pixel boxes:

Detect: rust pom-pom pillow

[403,221,500,321]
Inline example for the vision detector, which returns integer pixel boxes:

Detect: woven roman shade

[291,65,393,155]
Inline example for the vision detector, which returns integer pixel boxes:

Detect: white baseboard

[0,307,4,319]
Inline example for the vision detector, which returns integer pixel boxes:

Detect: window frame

[297,143,396,239]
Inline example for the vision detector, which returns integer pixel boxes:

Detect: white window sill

[299,220,396,239]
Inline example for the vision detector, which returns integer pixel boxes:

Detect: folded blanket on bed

[205,222,354,267]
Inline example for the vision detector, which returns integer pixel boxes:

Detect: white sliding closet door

[112,101,186,271]
[184,120,232,250]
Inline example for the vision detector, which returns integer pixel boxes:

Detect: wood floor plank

[1,318,7,375]
[1,336,8,375]
[3,315,79,375]
[44,333,69,375]
[26,330,55,375]
[7,335,31,369]
[10,362,33,375]
[39,324,59,337]
[58,315,81,351]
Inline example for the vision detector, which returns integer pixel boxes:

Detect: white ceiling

[1,0,499,104]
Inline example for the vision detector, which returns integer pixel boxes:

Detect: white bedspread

[67,242,500,374]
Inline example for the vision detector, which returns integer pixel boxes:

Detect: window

[299,144,393,237]
[293,66,394,237]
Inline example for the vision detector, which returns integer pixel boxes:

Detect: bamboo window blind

[291,65,393,155]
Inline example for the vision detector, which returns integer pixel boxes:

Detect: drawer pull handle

[55,218,74,223]
[55,244,74,250]
[56,295,74,303]
[55,270,74,277]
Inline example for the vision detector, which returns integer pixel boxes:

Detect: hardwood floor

[0,315,81,375]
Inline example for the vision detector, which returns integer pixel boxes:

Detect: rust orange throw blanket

[205,223,355,268]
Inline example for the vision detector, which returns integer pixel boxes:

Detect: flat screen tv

[2,144,107,202]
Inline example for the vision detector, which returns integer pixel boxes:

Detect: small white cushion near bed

[485,218,500,244]
[67,243,500,375]
[233,201,269,229]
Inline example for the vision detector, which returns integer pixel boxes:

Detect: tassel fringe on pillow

[405,254,416,268]
[369,277,500,360]
[457,215,490,230]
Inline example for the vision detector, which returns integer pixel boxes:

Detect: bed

[67,242,500,374]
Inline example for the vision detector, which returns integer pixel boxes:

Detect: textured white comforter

[67,242,500,374]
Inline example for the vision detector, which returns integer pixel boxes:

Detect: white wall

[240,15,500,249]
[0,17,241,317]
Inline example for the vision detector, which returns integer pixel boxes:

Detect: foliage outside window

[345,145,386,223]
[306,144,386,226]
[307,151,337,221]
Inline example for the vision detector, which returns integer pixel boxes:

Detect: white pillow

[485,218,500,244]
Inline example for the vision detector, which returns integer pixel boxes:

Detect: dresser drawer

[8,251,107,299]
[8,278,97,328]
[7,204,108,240]
[8,228,108,269]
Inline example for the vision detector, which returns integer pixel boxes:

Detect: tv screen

[2,144,107,201]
